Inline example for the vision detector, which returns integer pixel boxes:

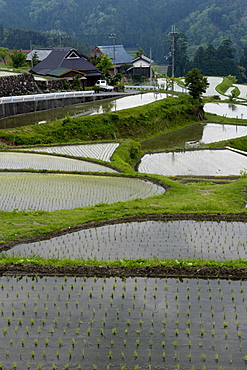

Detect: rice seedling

[0,275,245,368]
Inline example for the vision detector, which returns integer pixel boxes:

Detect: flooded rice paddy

[0,152,116,172]
[7,220,247,261]
[0,173,164,212]
[138,148,247,176]
[204,102,247,119]
[22,143,119,162]
[0,275,246,369]
[1,82,247,369]
[142,122,247,151]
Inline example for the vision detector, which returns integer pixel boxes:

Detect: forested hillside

[0,0,246,63]
[0,26,89,53]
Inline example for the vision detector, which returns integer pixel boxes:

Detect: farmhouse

[127,54,152,78]
[30,48,102,86]
[94,45,132,73]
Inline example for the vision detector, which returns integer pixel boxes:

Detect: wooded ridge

[0,0,246,63]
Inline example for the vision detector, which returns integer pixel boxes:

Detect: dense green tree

[216,39,235,60]
[190,46,205,71]
[10,49,27,68]
[184,68,209,100]
[239,47,247,81]
[201,44,220,76]
[0,47,9,64]
[134,48,146,58]
[190,40,243,82]
[96,53,114,75]
[0,24,3,43]
[239,47,247,70]
[31,51,39,67]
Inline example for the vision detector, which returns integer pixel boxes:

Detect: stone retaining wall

[0,73,67,97]
[0,73,40,97]
[36,79,66,92]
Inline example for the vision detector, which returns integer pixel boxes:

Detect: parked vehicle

[95,80,114,92]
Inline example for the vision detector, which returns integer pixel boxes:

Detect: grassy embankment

[0,94,196,145]
[215,76,240,98]
[1,94,247,270]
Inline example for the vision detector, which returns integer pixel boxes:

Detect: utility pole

[150,47,152,86]
[169,25,179,78]
[109,32,116,75]
[168,25,179,90]
[30,40,33,69]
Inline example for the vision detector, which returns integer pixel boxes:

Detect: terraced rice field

[142,123,247,151]
[0,173,164,212]
[202,76,224,99]
[138,148,247,176]
[204,102,247,119]
[7,220,247,261]
[200,123,247,144]
[0,275,246,369]
[2,89,247,369]
[23,143,120,162]
[0,152,116,172]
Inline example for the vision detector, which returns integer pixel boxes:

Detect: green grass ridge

[0,95,197,145]
[1,255,247,269]
[215,76,235,95]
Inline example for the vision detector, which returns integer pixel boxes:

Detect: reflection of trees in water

[141,124,203,151]
[102,101,115,113]
[228,104,237,111]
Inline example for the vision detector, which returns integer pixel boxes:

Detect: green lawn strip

[205,112,247,125]
[207,134,247,152]
[111,139,141,172]
[0,177,247,244]
[0,255,247,269]
[215,76,234,96]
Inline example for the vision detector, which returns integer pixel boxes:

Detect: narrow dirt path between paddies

[1,262,247,280]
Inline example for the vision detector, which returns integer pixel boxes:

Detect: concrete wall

[0,95,108,119]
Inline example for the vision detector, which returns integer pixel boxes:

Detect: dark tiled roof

[31,48,101,76]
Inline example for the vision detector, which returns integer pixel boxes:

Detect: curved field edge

[0,149,124,173]
[214,76,240,97]
[0,177,247,244]
[2,212,247,277]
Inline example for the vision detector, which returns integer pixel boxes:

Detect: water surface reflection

[0,92,168,130]
[142,123,247,150]
[204,102,247,118]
